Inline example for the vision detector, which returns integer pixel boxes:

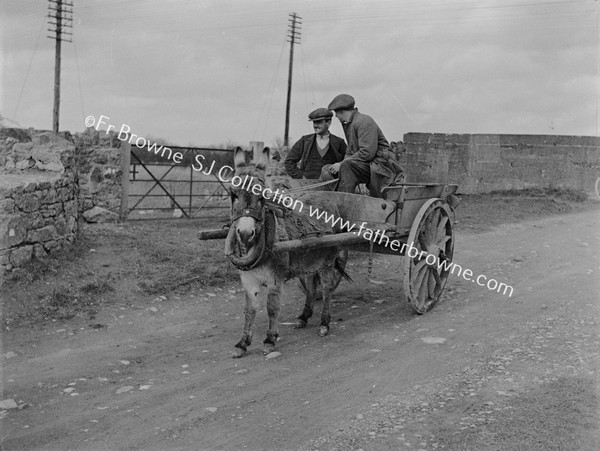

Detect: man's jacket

[284,133,347,179]
[342,109,404,196]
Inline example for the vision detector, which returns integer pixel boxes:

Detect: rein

[282,178,337,193]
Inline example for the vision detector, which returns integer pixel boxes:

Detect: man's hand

[329,162,342,175]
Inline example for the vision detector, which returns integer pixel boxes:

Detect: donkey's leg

[295,274,317,329]
[233,273,260,358]
[263,280,283,355]
[318,266,335,337]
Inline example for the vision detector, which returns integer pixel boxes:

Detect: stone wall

[0,178,79,273]
[0,130,79,278]
[404,133,600,194]
[77,128,123,222]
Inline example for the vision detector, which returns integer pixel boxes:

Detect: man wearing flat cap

[284,107,347,181]
[327,94,404,197]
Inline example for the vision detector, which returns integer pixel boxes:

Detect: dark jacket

[285,133,347,179]
[342,109,404,196]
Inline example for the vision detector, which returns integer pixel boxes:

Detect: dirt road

[2,209,599,450]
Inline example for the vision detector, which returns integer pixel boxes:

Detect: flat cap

[328,94,355,111]
[308,107,333,121]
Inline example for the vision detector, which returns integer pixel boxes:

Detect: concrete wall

[404,133,600,194]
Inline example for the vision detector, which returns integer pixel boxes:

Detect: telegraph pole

[47,0,73,134]
[284,12,301,147]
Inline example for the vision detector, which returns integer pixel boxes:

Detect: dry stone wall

[0,129,79,277]
[77,128,123,222]
[0,127,124,278]
[0,177,78,272]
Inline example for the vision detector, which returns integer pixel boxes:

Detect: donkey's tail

[335,258,353,284]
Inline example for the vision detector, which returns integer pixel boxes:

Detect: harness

[230,202,264,223]
[225,207,276,271]
[224,177,335,271]
[225,170,275,271]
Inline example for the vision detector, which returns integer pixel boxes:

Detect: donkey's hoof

[295,319,308,329]
[319,326,329,337]
[232,347,246,358]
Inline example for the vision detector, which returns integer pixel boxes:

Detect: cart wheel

[403,199,454,314]
[299,248,349,299]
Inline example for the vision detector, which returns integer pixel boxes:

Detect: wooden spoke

[431,266,442,286]
[434,234,452,250]
[417,276,429,302]
[427,270,437,299]
[414,261,429,290]
[417,233,428,253]
[414,258,428,272]
[428,209,441,239]
[436,215,449,237]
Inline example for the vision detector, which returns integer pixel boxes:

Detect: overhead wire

[12,12,45,123]
[73,39,86,124]
[299,44,317,112]
[252,33,287,142]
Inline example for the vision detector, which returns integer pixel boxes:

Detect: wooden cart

[198,183,459,314]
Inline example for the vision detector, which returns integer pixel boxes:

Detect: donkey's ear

[255,146,270,170]
[233,146,250,168]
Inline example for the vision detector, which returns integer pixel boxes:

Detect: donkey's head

[225,146,270,268]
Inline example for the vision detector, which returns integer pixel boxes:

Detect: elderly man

[284,107,347,182]
[327,94,403,197]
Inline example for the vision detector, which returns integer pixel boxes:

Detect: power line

[253,35,287,142]
[73,39,86,124]
[12,16,45,123]
[299,44,317,113]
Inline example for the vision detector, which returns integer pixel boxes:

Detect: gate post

[120,141,131,220]
[249,141,264,160]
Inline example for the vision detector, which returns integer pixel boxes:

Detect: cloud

[2,0,598,145]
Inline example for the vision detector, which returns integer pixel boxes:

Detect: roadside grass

[1,218,236,328]
[135,232,237,295]
[1,187,598,329]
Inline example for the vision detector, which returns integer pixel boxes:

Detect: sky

[1,0,598,148]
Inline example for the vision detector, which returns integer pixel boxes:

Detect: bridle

[225,170,275,271]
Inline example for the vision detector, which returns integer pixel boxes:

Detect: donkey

[225,146,349,358]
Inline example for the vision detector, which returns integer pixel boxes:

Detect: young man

[284,107,347,181]
[327,94,404,197]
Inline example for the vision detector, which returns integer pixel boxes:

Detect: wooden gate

[120,142,234,220]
